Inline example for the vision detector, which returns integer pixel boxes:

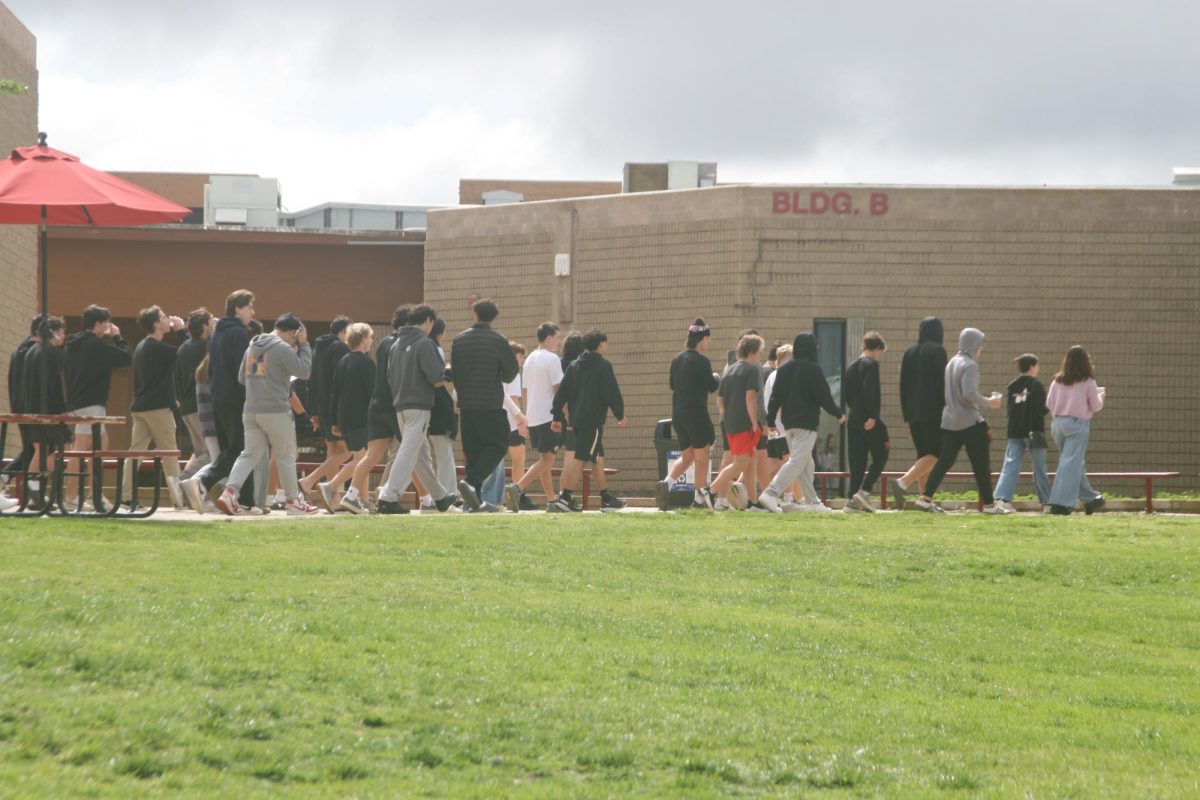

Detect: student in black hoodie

[451,299,519,511]
[758,332,845,513]
[548,329,625,512]
[121,305,187,510]
[19,316,69,508]
[186,289,256,511]
[843,331,889,513]
[2,315,45,506]
[992,353,1051,512]
[299,316,353,497]
[311,323,375,514]
[349,305,409,512]
[893,316,948,509]
[63,304,132,505]
[655,319,720,511]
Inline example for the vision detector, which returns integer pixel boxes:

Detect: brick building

[0,4,37,453]
[425,183,1200,495]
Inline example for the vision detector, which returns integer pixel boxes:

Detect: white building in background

[283,202,441,231]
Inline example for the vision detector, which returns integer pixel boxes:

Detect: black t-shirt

[669,349,719,416]
[718,361,763,435]
[131,336,178,413]
[844,355,882,426]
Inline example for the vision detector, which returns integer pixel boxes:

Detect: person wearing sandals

[1045,346,1106,516]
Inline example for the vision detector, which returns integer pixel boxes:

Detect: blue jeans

[994,437,1051,504]
[481,459,506,506]
[1049,416,1101,508]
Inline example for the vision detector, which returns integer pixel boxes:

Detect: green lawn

[1,513,1198,798]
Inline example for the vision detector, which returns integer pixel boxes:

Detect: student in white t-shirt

[505,323,563,512]
[505,341,528,486]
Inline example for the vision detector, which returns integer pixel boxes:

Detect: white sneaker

[166,475,184,509]
[286,497,321,516]
[982,503,1013,515]
[237,505,266,516]
[728,481,749,511]
[843,496,866,513]
[757,492,783,513]
[182,477,206,513]
[915,497,946,514]
[852,490,877,513]
[994,500,1016,513]
[805,503,835,513]
[317,481,337,511]
[215,487,240,516]
[781,501,806,513]
[202,499,219,514]
[2,492,23,511]
[714,498,732,511]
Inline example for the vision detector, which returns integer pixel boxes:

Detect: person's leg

[180,413,212,478]
[764,429,816,501]
[459,410,481,491]
[593,455,608,492]
[429,435,458,496]
[121,413,153,503]
[862,426,890,495]
[482,460,505,506]
[144,408,180,479]
[300,439,349,493]
[253,452,270,508]
[258,413,300,501]
[921,430,963,500]
[847,426,867,497]
[466,410,509,493]
[710,453,751,498]
[1030,446,1051,506]
[351,437,392,499]
[222,414,268,502]
[558,457,585,494]
[1049,417,1085,509]
[1068,420,1099,504]
[993,438,1026,502]
[963,423,994,506]
[378,411,430,504]
[509,443,525,488]
[665,449,695,483]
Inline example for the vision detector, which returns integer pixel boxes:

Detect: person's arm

[103,335,133,368]
[961,361,992,409]
[766,364,785,422]
[899,353,910,423]
[551,368,572,429]
[745,389,758,432]
[863,360,881,429]
[932,348,948,408]
[703,356,720,392]
[418,340,446,388]
[815,369,845,423]
[503,391,527,430]
[292,342,313,380]
[1031,380,1048,431]
[329,361,345,430]
[237,349,249,386]
[606,363,625,425]
[1087,379,1105,413]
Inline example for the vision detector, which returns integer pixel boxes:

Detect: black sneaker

[654,479,671,512]
[697,486,715,510]
[377,499,410,515]
[555,495,582,513]
[1049,504,1072,516]
[435,494,458,512]
[891,478,908,510]
[457,480,481,512]
[503,483,522,513]
[1084,496,1105,515]
[600,492,626,510]
[517,493,539,511]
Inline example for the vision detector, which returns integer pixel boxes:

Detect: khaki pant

[122,408,181,501]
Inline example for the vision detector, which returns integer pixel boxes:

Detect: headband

[688,324,710,334]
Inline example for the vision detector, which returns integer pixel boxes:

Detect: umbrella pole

[39,204,48,317]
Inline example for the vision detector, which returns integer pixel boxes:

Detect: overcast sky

[8,0,1199,210]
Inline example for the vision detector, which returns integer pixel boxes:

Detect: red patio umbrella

[0,132,191,318]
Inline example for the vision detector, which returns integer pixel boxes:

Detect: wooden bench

[814,470,1184,513]
[296,461,620,510]
[56,449,181,518]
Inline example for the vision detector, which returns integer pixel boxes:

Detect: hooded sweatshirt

[388,326,445,411]
[308,333,350,421]
[552,350,624,429]
[766,333,841,431]
[8,337,36,413]
[941,328,992,431]
[369,331,401,414]
[1005,374,1048,438]
[64,330,132,409]
[209,316,251,406]
[899,317,947,424]
[237,333,312,414]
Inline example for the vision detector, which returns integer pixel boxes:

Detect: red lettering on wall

[810,192,829,214]
[772,191,790,214]
[832,192,852,214]
[870,193,889,215]
[770,190,889,215]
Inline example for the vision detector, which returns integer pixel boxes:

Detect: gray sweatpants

[379,409,445,503]
[763,428,821,505]
[226,412,299,500]
[429,434,457,497]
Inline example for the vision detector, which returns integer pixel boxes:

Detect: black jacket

[64,330,131,409]
[899,317,947,424]
[130,335,179,413]
[451,323,519,411]
[670,349,719,416]
[429,384,458,438]
[7,337,35,413]
[1005,375,1048,438]
[552,351,624,429]
[174,334,206,415]
[332,350,375,433]
[309,333,350,421]
[844,355,882,427]
[21,340,68,415]
[369,331,400,413]
[208,316,250,406]
[767,333,841,432]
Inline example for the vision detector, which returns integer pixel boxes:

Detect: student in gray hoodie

[375,304,458,515]
[918,327,1007,514]
[215,313,318,516]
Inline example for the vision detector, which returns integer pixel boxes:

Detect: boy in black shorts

[318,323,375,513]
[299,316,352,497]
[655,318,719,511]
[894,317,947,509]
[349,306,408,511]
[505,323,564,511]
[548,329,625,512]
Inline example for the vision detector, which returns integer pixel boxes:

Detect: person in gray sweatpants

[216,314,317,516]
[376,304,459,515]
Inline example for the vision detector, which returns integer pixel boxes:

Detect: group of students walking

[1,291,630,516]
[655,317,1107,515]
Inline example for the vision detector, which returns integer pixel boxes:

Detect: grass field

[2,512,1198,798]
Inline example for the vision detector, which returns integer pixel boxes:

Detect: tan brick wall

[0,3,38,455]
[427,184,1200,497]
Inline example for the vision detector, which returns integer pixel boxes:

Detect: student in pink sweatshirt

[1045,345,1106,515]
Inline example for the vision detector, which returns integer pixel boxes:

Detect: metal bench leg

[1146,478,1153,514]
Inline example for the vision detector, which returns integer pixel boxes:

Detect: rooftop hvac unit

[203,175,280,226]
[1172,167,1200,186]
